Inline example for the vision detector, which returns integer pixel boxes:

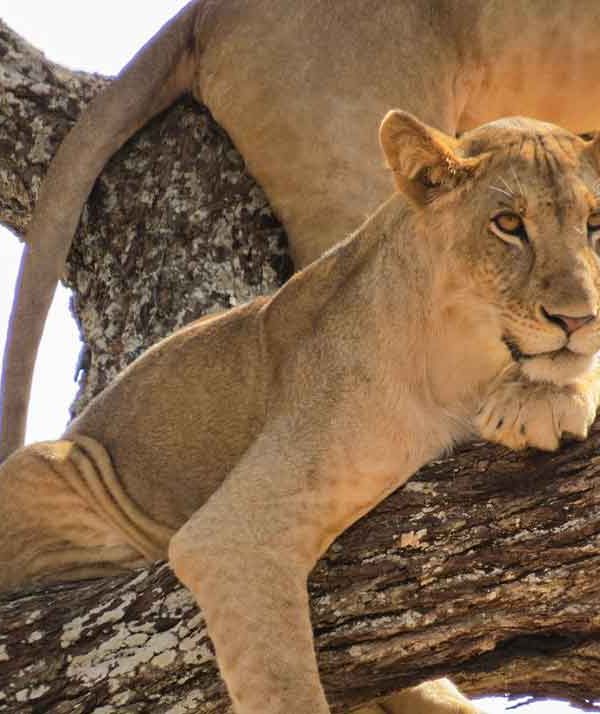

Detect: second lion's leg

[351,679,485,713]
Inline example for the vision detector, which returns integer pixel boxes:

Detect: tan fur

[5,0,600,459]
[352,679,483,714]
[2,113,600,714]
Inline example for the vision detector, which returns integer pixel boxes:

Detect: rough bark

[1,19,600,714]
[2,432,600,713]
[0,20,291,412]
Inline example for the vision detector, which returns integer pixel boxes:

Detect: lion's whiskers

[498,175,515,196]
[489,185,514,199]
[510,166,526,200]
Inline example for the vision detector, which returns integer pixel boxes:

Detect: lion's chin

[520,349,597,386]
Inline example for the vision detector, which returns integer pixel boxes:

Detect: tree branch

[1,19,599,714]
[0,19,291,411]
[2,432,600,713]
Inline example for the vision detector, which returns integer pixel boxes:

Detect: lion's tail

[0,1,200,461]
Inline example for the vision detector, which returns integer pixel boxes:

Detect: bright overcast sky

[0,3,589,713]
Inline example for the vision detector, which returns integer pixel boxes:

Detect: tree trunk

[0,19,291,412]
[1,20,600,714]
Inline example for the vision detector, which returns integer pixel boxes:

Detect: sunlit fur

[420,117,600,388]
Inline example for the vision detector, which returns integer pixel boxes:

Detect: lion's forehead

[456,141,600,292]
[461,119,582,161]
[472,143,598,229]
[463,124,596,201]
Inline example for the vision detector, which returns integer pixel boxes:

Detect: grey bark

[0,20,291,412]
[2,434,600,713]
[1,19,600,714]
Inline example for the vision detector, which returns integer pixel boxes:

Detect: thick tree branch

[0,19,291,411]
[0,22,105,234]
[1,19,599,714]
[2,432,600,713]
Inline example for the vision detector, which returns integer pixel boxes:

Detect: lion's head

[380,111,600,388]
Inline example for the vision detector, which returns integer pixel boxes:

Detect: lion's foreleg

[171,528,327,714]
[169,430,347,714]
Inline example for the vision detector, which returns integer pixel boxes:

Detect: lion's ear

[379,110,474,203]
[582,131,600,171]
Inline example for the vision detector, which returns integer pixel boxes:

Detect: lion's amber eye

[587,213,600,235]
[493,212,524,235]
[489,211,528,248]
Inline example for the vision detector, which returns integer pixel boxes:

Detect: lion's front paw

[475,376,598,452]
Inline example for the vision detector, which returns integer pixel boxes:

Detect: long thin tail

[0,1,199,461]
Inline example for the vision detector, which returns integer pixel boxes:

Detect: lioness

[2,112,600,713]
[4,0,600,460]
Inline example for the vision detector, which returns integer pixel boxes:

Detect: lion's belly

[66,303,269,532]
[194,0,461,266]
[461,55,600,137]
[195,0,600,267]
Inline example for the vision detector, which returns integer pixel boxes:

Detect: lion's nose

[541,308,597,335]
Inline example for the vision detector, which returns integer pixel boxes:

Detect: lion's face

[456,121,600,385]
[380,112,600,388]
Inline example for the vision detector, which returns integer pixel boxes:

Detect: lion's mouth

[501,336,573,363]
[502,336,525,362]
[502,335,597,385]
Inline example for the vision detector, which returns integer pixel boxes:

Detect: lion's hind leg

[0,437,172,591]
[390,678,485,712]
[351,679,485,713]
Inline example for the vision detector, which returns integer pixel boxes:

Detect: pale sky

[0,2,588,712]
